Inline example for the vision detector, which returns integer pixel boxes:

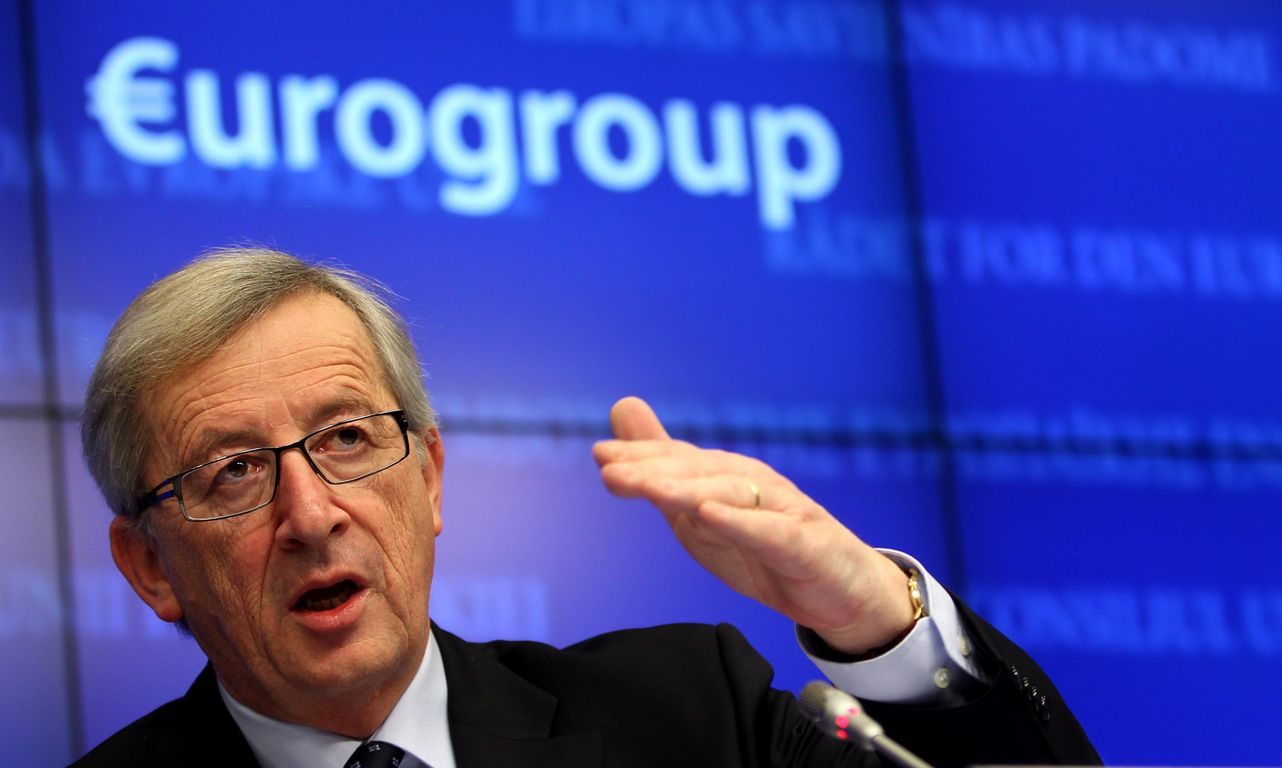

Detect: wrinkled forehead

[141,293,391,477]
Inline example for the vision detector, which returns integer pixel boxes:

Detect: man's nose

[272,447,350,548]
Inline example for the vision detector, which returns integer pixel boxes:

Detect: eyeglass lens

[178,413,407,520]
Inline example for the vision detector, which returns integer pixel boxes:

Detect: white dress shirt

[222,553,980,766]
[222,629,455,768]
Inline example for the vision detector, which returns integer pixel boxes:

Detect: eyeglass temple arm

[134,483,175,515]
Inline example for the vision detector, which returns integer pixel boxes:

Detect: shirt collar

[220,627,456,768]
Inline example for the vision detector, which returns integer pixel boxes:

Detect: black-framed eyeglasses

[136,410,411,522]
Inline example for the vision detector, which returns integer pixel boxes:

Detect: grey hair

[81,246,437,526]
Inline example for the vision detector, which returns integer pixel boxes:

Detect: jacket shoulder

[70,665,257,768]
[461,622,770,695]
[71,696,192,766]
[436,622,855,767]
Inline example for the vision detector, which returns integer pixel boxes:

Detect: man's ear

[422,427,445,536]
[109,516,184,624]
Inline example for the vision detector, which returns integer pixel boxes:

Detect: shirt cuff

[797,549,988,705]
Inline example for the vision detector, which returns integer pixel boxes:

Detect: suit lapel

[166,664,262,767]
[433,625,602,768]
[167,631,601,767]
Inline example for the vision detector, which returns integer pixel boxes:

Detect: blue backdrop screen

[4,1,1280,764]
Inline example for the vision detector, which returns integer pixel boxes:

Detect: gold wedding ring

[748,481,761,509]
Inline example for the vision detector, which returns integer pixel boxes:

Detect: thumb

[609,396,671,441]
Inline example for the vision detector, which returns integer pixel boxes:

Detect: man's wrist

[812,564,927,660]
[798,551,990,705]
[813,552,924,655]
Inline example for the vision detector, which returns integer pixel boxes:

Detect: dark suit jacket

[71,605,1100,767]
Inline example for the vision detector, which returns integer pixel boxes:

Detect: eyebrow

[185,427,268,469]
[180,395,381,470]
[305,394,380,429]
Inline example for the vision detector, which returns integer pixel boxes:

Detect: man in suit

[75,248,1098,766]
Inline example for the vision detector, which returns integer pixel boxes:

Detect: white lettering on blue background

[186,70,276,169]
[921,219,1282,300]
[336,79,429,178]
[574,93,664,191]
[84,37,185,164]
[970,586,1282,656]
[664,101,750,196]
[512,1,1275,91]
[431,85,520,214]
[84,37,844,231]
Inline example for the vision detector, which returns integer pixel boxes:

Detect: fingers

[593,436,773,473]
[601,469,771,512]
[597,447,775,493]
[606,468,808,567]
[609,396,671,441]
[593,437,688,467]
[596,396,818,567]
[596,407,788,513]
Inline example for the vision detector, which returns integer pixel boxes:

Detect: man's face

[110,292,444,734]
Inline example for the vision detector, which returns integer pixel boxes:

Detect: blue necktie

[343,740,406,768]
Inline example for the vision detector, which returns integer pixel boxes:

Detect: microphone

[798,681,935,768]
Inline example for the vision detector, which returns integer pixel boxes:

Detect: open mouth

[293,579,361,612]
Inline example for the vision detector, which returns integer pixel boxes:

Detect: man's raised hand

[593,396,917,655]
